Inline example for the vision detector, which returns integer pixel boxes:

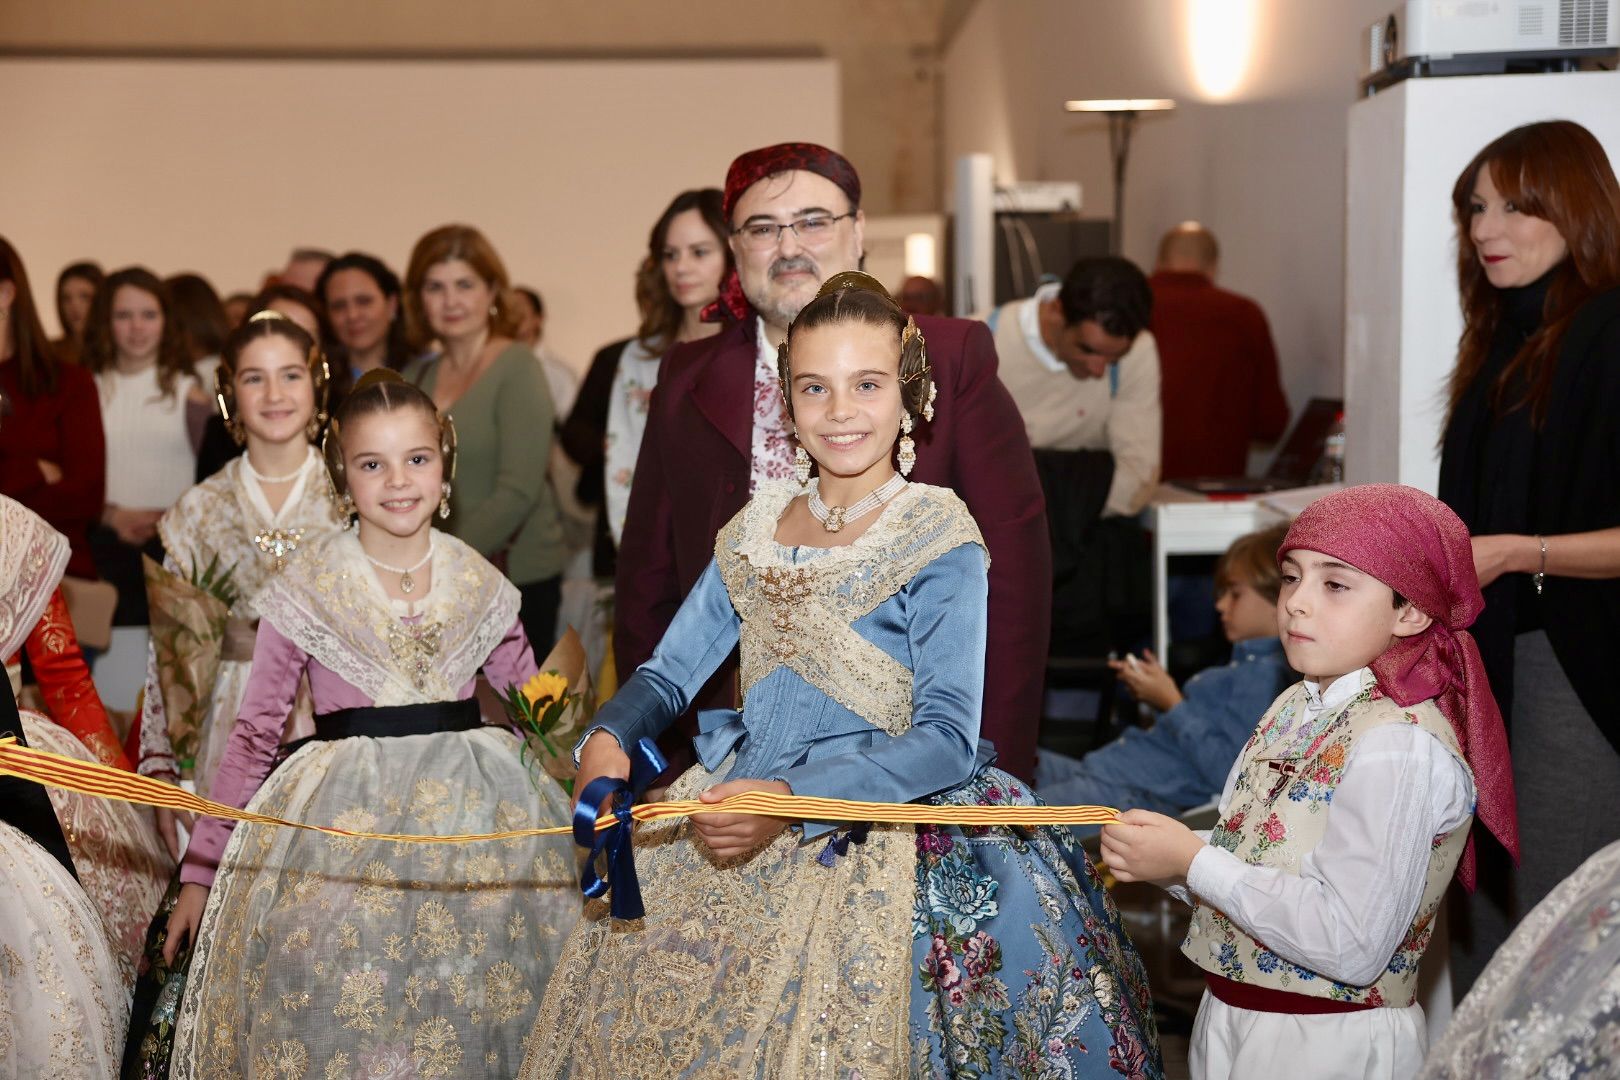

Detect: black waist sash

[275,699,485,769]
[314,698,484,740]
[0,679,78,879]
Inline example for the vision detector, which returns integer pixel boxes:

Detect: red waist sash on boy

[1205,973,1379,1015]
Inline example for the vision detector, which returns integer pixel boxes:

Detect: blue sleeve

[1166,654,1291,796]
[777,543,986,809]
[1038,656,1285,815]
[579,559,740,756]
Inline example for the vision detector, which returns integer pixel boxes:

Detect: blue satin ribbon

[572,737,667,920]
[816,823,871,867]
[691,708,748,772]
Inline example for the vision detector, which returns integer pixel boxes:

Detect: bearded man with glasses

[614,142,1050,782]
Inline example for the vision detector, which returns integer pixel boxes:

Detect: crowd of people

[0,118,1616,1079]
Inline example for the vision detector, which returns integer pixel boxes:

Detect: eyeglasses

[731,212,855,252]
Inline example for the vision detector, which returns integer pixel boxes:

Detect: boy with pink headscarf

[1102,484,1518,1078]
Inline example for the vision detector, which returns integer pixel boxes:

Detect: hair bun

[816,270,896,303]
[351,368,409,395]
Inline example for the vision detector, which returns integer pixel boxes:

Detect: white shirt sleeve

[603,360,636,548]
[1102,330,1161,518]
[1184,723,1475,986]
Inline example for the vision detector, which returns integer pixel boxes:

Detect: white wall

[944,0,1396,417]
[0,57,840,372]
[1345,70,1620,491]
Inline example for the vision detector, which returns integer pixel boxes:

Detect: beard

[743,254,823,330]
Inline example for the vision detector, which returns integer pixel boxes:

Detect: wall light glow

[1187,0,1258,101]
[904,233,937,280]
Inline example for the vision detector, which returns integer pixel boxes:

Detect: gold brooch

[254,528,305,573]
[387,621,444,691]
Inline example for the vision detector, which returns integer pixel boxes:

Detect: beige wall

[0,0,968,214]
[944,0,1396,415]
[0,56,838,370]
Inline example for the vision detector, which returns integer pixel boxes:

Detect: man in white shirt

[983,257,1161,517]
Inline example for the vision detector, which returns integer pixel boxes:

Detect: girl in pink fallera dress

[163,369,578,1079]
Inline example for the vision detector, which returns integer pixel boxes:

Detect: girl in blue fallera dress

[521,273,1160,1079]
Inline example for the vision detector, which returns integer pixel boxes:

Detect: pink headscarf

[1281,484,1518,889]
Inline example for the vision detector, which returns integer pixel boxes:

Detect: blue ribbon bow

[816,822,872,867]
[572,737,667,920]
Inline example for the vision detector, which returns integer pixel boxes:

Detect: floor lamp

[1064,98,1176,255]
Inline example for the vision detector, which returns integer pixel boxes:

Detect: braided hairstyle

[775,270,934,423]
[322,368,457,524]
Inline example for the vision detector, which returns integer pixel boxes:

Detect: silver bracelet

[1534,534,1547,596]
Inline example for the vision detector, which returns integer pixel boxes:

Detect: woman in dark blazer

[1439,119,1620,993]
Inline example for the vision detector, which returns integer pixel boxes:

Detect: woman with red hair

[1439,119,1620,992]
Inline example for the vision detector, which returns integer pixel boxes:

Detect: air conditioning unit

[992,181,1083,214]
[1362,0,1618,92]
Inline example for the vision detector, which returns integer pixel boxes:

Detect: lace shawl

[1422,841,1620,1079]
[0,495,71,660]
[255,530,519,707]
[156,448,340,622]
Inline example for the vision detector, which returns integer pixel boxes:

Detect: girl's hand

[690,778,793,860]
[154,806,195,862]
[1099,809,1205,887]
[1108,649,1183,712]
[105,505,161,546]
[162,882,211,964]
[36,459,62,484]
[573,730,632,815]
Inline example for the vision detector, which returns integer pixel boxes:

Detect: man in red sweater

[1149,223,1289,481]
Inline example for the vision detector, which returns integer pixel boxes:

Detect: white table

[1148,484,1340,660]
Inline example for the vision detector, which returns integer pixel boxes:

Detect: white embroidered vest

[1181,673,1472,1007]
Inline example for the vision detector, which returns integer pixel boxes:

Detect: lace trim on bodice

[156,448,340,621]
[715,481,987,735]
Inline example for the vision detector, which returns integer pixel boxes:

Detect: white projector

[1364,0,1618,88]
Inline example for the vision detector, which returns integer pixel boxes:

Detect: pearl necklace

[242,454,307,486]
[808,475,906,533]
[363,538,434,594]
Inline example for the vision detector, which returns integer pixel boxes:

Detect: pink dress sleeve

[180,620,309,887]
[477,616,540,695]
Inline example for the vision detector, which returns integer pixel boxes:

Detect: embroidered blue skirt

[911,766,1163,1079]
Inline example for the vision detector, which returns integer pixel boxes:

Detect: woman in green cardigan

[404,224,566,653]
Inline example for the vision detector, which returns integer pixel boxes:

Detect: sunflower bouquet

[504,627,594,793]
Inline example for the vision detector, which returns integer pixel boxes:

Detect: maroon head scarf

[703,142,863,324]
[1280,483,1518,890]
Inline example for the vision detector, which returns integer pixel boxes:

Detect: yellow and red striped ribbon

[0,734,1119,843]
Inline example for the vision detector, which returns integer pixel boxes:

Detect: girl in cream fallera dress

[0,508,137,1078]
[127,312,345,1076]
[0,493,173,989]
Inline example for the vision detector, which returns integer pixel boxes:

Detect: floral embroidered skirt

[24,711,174,988]
[520,762,1160,1079]
[169,727,580,1079]
[912,767,1161,1079]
